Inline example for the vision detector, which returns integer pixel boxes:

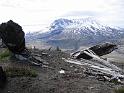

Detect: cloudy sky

[0,0,124,33]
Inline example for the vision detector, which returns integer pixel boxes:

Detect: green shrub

[5,67,38,77]
[114,87,124,93]
[0,49,11,60]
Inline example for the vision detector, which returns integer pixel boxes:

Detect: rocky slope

[0,48,124,93]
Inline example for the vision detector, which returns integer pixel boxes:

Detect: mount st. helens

[26,18,124,50]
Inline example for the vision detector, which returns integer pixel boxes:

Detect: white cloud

[0,0,124,32]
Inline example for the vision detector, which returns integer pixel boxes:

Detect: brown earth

[0,48,124,93]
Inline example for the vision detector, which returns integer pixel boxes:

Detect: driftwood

[70,43,124,83]
[64,58,124,84]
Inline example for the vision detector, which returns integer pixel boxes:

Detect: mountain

[26,18,124,50]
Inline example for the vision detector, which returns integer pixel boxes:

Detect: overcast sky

[0,0,124,33]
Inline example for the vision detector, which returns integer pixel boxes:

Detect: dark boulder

[0,20,44,66]
[0,66,7,89]
[0,20,25,54]
[89,43,117,56]
[72,43,117,60]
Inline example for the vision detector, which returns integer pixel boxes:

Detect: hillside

[0,47,124,93]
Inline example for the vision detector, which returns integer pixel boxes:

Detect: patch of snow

[59,70,65,74]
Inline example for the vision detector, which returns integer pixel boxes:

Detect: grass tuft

[5,67,38,77]
[0,49,11,60]
[114,87,124,93]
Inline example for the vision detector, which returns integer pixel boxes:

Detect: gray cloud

[1,0,124,29]
[62,11,101,17]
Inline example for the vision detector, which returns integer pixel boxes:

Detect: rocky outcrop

[72,50,93,60]
[89,43,117,56]
[72,43,117,60]
[0,20,46,66]
[0,20,25,54]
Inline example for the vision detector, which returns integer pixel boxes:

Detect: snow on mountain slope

[26,18,124,49]
[45,18,124,42]
[50,18,122,37]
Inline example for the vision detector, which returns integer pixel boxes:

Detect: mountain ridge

[26,18,124,50]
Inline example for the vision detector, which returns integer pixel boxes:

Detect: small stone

[59,70,65,74]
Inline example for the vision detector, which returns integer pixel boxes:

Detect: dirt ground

[0,49,124,93]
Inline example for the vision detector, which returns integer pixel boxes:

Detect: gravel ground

[0,49,124,93]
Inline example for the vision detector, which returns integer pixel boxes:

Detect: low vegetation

[114,87,124,93]
[0,48,38,77]
[0,49,11,60]
[5,67,38,77]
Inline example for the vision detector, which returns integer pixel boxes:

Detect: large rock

[89,43,117,56]
[72,43,117,60]
[0,20,25,54]
[0,66,7,89]
[72,50,93,60]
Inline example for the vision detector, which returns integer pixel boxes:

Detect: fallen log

[70,43,124,83]
[64,58,124,84]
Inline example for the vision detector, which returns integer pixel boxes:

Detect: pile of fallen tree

[69,43,124,83]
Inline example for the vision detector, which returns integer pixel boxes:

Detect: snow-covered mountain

[26,18,124,49]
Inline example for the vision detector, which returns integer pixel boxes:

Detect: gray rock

[89,42,117,56]
[72,43,117,59]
